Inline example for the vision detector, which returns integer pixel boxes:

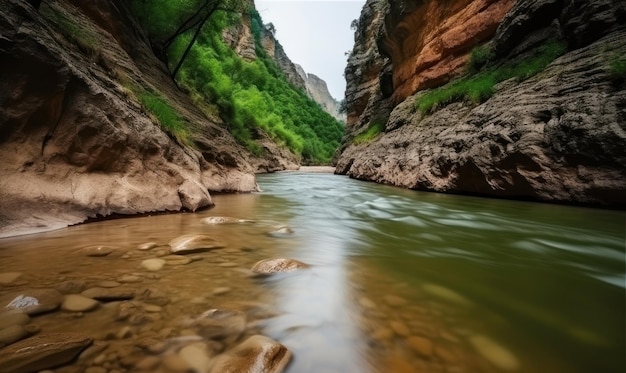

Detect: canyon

[337,0,626,207]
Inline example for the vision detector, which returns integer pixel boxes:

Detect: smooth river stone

[168,234,225,254]
[178,342,213,373]
[0,312,30,330]
[141,258,166,271]
[208,335,291,373]
[0,272,22,285]
[251,258,309,274]
[1,289,62,315]
[0,325,29,346]
[56,280,88,295]
[79,245,117,257]
[202,216,255,224]
[62,295,99,312]
[162,255,192,265]
[406,336,434,357]
[469,334,520,371]
[138,242,159,251]
[0,333,92,373]
[81,287,134,301]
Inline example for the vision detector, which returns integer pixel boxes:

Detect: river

[0,171,624,373]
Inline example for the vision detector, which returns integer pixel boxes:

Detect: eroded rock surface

[0,0,259,238]
[251,258,309,274]
[208,335,292,373]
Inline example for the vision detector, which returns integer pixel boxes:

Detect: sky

[255,0,366,100]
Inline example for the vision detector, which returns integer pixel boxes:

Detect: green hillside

[130,0,343,164]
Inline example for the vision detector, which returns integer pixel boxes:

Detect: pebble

[162,255,192,265]
[0,272,22,285]
[202,216,255,224]
[96,280,122,288]
[138,242,159,250]
[406,335,434,357]
[358,297,377,309]
[62,294,99,312]
[212,287,231,296]
[384,295,408,307]
[56,280,88,294]
[135,355,161,370]
[0,325,29,346]
[81,287,135,301]
[390,321,411,337]
[168,234,225,255]
[178,342,212,372]
[162,354,191,371]
[118,275,142,283]
[251,258,309,274]
[141,258,166,271]
[80,245,116,257]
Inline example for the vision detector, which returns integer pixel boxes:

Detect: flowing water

[0,171,624,373]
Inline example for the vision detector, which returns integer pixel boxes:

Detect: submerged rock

[0,325,29,347]
[79,245,117,257]
[251,258,309,275]
[266,226,294,237]
[0,312,29,330]
[202,216,255,224]
[1,289,63,315]
[469,334,520,371]
[61,295,99,312]
[0,272,22,285]
[141,258,166,271]
[81,287,135,302]
[0,333,92,373]
[208,335,291,373]
[195,309,246,344]
[168,234,225,254]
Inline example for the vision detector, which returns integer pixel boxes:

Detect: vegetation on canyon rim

[416,39,568,114]
[130,0,343,163]
[353,121,385,144]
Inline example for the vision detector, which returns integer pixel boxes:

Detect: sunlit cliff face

[379,0,515,103]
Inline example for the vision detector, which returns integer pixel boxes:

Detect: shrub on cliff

[417,39,567,114]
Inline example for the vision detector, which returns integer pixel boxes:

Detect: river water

[0,171,624,373]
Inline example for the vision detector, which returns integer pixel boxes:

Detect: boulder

[208,335,291,373]
[0,333,92,373]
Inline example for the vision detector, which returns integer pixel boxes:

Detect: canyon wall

[0,0,258,237]
[336,0,626,207]
[296,64,345,122]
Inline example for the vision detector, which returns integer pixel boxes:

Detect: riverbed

[0,171,624,373]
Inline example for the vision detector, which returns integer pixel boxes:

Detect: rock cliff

[337,0,626,207]
[296,64,345,122]
[0,0,258,237]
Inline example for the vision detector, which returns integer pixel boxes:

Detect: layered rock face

[296,64,345,122]
[337,0,626,207]
[0,0,258,237]
[378,0,516,103]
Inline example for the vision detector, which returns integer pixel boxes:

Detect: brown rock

[251,258,309,274]
[0,333,92,373]
[79,245,117,257]
[81,287,135,301]
[208,335,291,373]
[56,281,88,295]
[61,294,99,312]
[195,309,246,343]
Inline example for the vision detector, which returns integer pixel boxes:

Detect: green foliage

[353,122,385,144]
[41,4,98,52]
[417,39,567,114]
[130,1,343,163]
[468,45,494,73]
[609,55,626,81]
[138,90,191,145]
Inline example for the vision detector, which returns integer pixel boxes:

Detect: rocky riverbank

[337,0,626,207]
